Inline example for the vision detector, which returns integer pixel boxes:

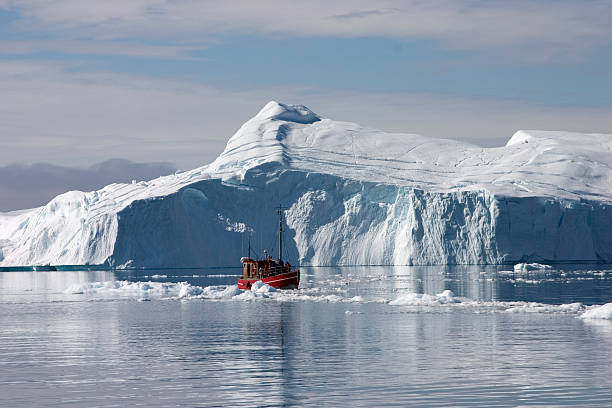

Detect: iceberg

[1,101,612,267]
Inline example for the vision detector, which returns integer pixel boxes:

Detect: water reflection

[298,264,612,305]
[2,265,612,407]
[0,270,115,302]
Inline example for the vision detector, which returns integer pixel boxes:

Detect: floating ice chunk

[59,280,601,322]
[233,290,259,301]
[322,294,345,303]
[202,284,241,299]
[117,260,135,270]
[251,280,278,294]
[510,278,542,284]
[389,289,459,306]
[231,282,278,300]
[505,302,583,314]
[178,282,203,298]
[387,290,588,316]
[438,289,455,299]
[179,284,241,299]
[66,280,244,300]
[580,303,612,320]
[514,263,553,272]
[65,280,181,298]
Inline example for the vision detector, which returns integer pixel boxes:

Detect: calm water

[1,265,612,407]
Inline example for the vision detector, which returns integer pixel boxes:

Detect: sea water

[1,265,612,407]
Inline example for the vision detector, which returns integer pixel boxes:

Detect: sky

[1,0,612,210]
[0,159,176,211]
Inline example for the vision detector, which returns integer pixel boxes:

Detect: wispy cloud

[2,1,611,62]
[0,39,201,58]
[331,9,396,20]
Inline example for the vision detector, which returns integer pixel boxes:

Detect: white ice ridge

[2,101,612,267]
[211,103,612,200]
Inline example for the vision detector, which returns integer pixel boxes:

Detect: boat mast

[277,205,283,262]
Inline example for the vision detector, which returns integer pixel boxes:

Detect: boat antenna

[277,205,286,262]
[248,236,251,259]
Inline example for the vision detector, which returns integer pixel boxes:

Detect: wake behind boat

[238,208,300,290]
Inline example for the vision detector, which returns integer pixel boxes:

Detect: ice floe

[505,302,584,314]
[65,280,184,298]
[580,303,612,320]
[513,263,553,272]
[389,289,459,306]
[62,280,612,320]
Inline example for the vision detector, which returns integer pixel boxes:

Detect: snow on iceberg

[2,101,612,267]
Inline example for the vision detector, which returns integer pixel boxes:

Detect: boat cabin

[241,256,291,280]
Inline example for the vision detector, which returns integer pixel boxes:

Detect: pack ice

[1,101,612,267]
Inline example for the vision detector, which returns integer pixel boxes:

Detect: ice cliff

[1,101,612,267]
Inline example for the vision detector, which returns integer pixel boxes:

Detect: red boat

[238,208,300,290]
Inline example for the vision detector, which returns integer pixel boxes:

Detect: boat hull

[238,270,299,290]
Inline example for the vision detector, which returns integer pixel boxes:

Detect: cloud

[0,60,611,173]
[0,159,177,212]
[0,39,200,58]
[331,9,395,20]
[0,60,265,169]
[2,1,612,62]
